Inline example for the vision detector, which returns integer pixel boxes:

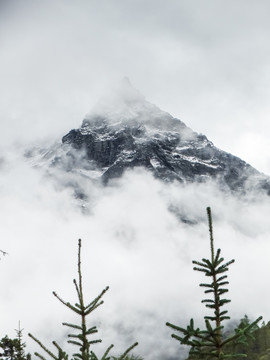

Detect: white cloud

[1,148,270,359]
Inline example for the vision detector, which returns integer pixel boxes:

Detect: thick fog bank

[0,147,269,359]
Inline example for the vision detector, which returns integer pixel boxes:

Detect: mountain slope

[26,79,270,200]
[55,78,269,194]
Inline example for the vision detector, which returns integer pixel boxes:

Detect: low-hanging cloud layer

[1,145,270,359]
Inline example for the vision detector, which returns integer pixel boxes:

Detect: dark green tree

[0,323,31,360]
[29,239,138,360]
[236,315,259,332]
[166,207,262,359]
[14,323,31,360]
[221,319,270,360]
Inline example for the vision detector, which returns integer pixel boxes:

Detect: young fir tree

[166,207,262,359]
[29,239,138,360]
[14,323,31,360]
[0,322,31,360]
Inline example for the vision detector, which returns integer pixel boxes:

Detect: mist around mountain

[1,82,270,360]
[25,78,270,224]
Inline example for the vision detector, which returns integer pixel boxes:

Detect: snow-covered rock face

[58,79,270,194]
[28,79,270,197]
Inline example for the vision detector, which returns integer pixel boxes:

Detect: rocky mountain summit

[60,78,269,194]
[28,78,270,197]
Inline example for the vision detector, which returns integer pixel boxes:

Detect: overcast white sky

[1,0,270,174]
[1,2,270,359]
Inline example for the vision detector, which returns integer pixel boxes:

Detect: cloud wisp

[1,145,270,359]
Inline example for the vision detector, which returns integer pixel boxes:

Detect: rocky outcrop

[60,79,270,194]
[31,79,270,195]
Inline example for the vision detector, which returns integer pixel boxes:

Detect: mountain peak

[29,80,270,196]
[111,76,145,104]
[85,78,170,125]
[120,76,134,90]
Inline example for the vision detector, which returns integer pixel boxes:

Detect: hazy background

[1,1,270,359]
[1,0,270,174]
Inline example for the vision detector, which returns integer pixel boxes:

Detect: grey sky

[1,0,270,173]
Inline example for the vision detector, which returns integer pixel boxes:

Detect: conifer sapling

[166,207,262,359]
[0,322,31,360]
[29,239,138,360]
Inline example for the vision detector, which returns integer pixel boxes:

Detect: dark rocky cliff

[27,79,270,198]
[59,79,270,194]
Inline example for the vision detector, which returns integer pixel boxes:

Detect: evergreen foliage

[222,317,270,360]
[112,356,143,360]
[0,323,31,360]
[166,207,262,359]
[29,239,138,360]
